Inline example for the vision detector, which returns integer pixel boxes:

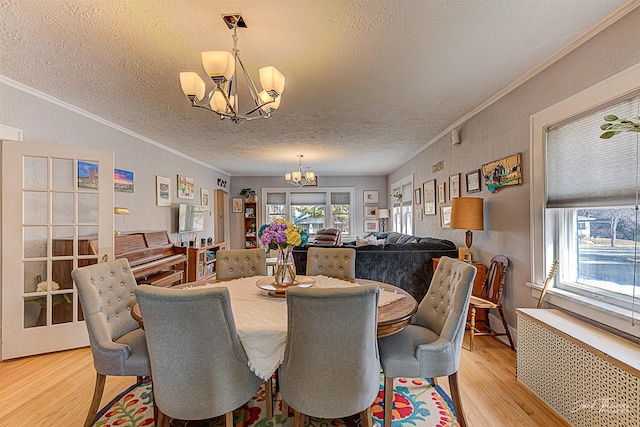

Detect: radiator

[516,309,639,427]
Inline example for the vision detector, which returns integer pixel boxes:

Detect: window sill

[526,282,640,340]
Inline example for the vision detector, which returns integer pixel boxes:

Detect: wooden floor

[0,335,569,427]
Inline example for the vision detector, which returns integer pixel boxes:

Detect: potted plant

[240,188,256,202]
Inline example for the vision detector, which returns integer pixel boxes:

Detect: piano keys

[115,230,187,287]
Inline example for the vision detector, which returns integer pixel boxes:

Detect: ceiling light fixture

[285,155,317,187]
[179,13,285,124]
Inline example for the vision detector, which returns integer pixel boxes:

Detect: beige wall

[389,8,640,329]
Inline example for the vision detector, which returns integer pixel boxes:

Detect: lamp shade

[201,51,235,83]
[377,208,390,219]
[179,72,206,101]
[259,66,285,97]
[450,197,484,230]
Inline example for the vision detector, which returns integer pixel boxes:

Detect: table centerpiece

[258,219,308,287]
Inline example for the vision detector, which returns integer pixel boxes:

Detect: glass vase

[274,245,296,286]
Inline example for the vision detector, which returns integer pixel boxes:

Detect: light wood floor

[0,335,569,427]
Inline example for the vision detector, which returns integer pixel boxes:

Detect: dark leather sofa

[293,232,458,301]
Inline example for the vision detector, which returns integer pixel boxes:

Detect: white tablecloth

[193,275,404,380]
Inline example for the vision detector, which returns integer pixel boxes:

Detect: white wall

[0,81,231,246]
[389,8,640,329]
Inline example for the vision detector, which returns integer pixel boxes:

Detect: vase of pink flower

[259,220,309,287]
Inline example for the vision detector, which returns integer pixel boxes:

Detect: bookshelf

[244,200,258,248]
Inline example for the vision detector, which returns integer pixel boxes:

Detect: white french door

[1,140,114,359]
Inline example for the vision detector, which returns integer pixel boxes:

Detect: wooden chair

[466,254,515,351]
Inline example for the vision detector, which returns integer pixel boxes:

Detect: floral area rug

[94,376,460,427]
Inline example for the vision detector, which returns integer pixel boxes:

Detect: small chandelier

[179,13,285,124]
[285,155,317,187]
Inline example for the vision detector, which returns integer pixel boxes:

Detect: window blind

[290,192,326,205]
[330,192,350,204]
[266,192,286,204]
[546,96,639,208]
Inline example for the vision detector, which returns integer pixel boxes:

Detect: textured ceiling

[0,0,632,176]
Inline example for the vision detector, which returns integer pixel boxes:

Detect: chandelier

[285,155,317,187]
[179,13,285,124]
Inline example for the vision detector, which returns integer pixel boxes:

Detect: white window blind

[331,192,350,204]
[546,95,639,208]
[266,192,286,204]
[290,192,326,205]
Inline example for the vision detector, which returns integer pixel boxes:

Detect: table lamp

[377,208,390,232]
[449,197,484,263]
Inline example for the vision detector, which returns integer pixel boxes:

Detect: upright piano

[115,230,187,287]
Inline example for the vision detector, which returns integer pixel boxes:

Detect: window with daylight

[262,188,354,237]
[545,94,639,311]
[391,176,413,235]
[531,65,640,337]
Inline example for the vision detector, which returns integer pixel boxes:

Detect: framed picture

[416,208,423,221]
[232,197,243,213]
[364,219,379,232]
[364,205,378,218]
[466,169,482,193]
[414,188,422,205]
[77,161,99,190]
[437,182,446,204]
[114,169,134,193]
[440,205,452,228]
[156,176,171,206]
[449,173,460,201]
[482,152,523,193]
[200,188,210,210]
[423,179,436,215]
[177,175,195,199]
[363,190,379,204]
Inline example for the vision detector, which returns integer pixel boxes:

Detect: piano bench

[138,270,184,288]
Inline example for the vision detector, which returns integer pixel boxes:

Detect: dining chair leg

[293,409,305,427]
[223,411,234,427]
[155,408,170,427]
[84,372,106,427]
[360,406,373,427]
[383,375,394,427]
[263,379,273,419]
[136,376,144,385]
[430,377,438,387]
[448,372,467,427]
[469,306,477,351]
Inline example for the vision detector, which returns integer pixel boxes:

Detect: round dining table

[131,275,417,380]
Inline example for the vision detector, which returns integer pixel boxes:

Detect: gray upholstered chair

[135,285,264,427]
[305,247,356,279]
[71,258,152,427]
[215,248,267,279]
[377,256,476,427]
[279,285,380,427]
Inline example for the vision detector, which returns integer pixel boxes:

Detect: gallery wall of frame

[418,152,523,230]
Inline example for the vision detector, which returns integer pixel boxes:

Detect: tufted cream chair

[377,256,476,427]
[215,248,267,279]
[306,247,356,279]
[71,258,152,427]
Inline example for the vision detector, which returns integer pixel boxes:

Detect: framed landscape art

[482,152,523,193]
